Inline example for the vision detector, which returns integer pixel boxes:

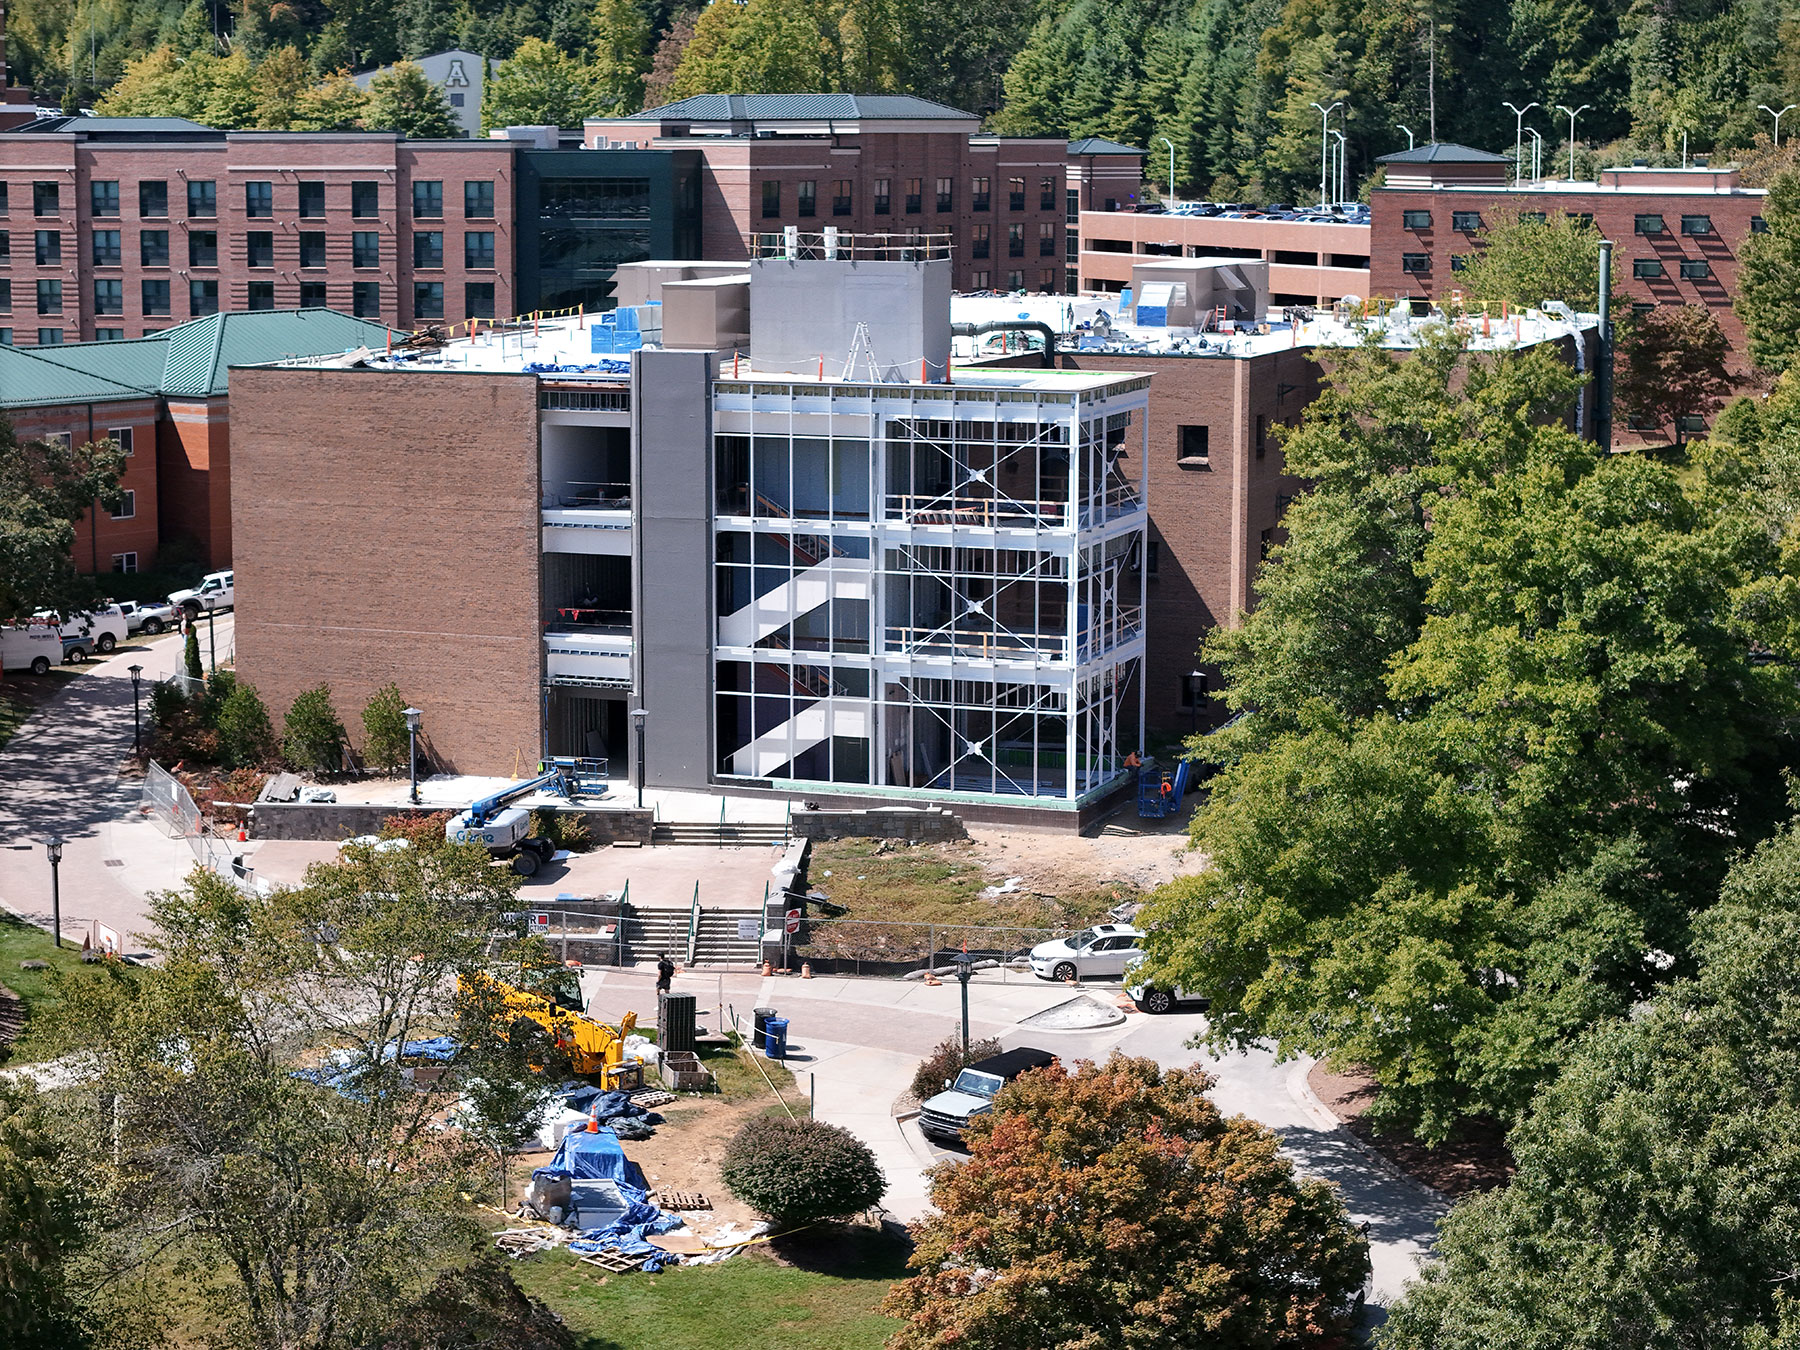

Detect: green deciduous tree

[0,1079,94,1349]
[481,36,601,131]
[0,416,127,622]
[283,683,348,772]
[588,0,653,114]
[883,1054,1369,1348]
[216,679,279,769]
[1616,303,1734,441]
[364,59,459,137]
[1738,170,1800,375]
[360,682,411,775]
[1450,205,1615,314]
[720,1115,886,1224]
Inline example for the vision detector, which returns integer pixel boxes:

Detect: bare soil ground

[1308,1061,1515,1198]
[964,814,1206,897]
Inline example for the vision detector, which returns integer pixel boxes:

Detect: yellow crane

[459,971,640,1082]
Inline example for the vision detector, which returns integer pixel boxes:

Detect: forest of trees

[13,0,1800,201]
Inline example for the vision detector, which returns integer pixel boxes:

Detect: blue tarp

[546,1125,647,1190]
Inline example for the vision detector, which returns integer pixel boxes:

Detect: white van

[0,625,63,676]
[37,605,130,655]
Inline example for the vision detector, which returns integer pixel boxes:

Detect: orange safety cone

[237,825,247,842]
[801,962,813,979]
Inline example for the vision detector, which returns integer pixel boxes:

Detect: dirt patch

[1308,1061,1514,1198]
[963,820,1205,898]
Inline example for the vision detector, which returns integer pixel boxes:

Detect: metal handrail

[685,880,701,966]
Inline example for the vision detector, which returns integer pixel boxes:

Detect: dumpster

[763,1017,789,1060]
[752,1006,776,1045]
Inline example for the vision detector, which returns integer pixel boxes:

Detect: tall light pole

[1310,101,1341,208]
[1555,104,1590,180]
[1157,135,1176,204]
[45,835,63,949]
[403,706,422,804]
[1504,100,1540,186]
[1760,103,1797,146]
[630,707,647,811]
[1397,123,1415,150]
[954,948,973,1058]
[1331,128,1348,205]
[128,663,143,757]
[1187,669,1205,736]
[1526,127,1544,182]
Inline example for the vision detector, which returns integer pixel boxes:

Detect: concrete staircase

[619,901,767,966]
[652,821,790,847]
[618,904,687,956]
[693,909,766,964]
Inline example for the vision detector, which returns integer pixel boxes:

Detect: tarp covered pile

[526,1125,684,1273]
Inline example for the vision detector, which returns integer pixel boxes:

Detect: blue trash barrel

[764,1017,789,1060]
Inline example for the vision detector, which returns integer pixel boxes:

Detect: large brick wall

[230,367,542,775]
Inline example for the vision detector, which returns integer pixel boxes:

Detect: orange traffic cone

[801,962,813,979]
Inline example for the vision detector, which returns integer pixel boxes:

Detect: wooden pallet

[630,1089,677,1108]
[658,1190,711,1211]
[578,1249,651,1273]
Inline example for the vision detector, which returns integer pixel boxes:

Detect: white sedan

[1028,923,1145,982]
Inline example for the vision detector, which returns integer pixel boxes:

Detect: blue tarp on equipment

[547,1126,648,1191]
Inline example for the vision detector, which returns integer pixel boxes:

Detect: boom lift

[446,769,570,876]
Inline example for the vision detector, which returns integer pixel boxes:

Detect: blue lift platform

[1135,757,1193,819]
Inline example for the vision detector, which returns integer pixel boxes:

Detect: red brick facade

[230,367,543,774]
[9,397,163,571]
[0,130,515,346]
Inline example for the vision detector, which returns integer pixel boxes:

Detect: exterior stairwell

[718,554,872,648]
[618,904,687,958]
[618,902,767,965]
[693,909,766,964]
[651,820,791,846]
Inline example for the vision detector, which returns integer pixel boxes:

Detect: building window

[906,178,922,213]
[353,232,380,268]
[1677,413,1707,435]
[36,279,61,314]
[248,280,275,310]
[352,281,381,318]
[1450,254,1470,272]
[465,180,495,218]
[1041,177,1057,210]
[33,182,58,216]
[412,180,443,218]
[1566,211,1594,228]
[112,552,138,573]
[464,231,494,268]
[1635,213,1667,235]
[874,178,890,214]
[110,427,133,456]
[832,179,852,216]
[0,183,8,213]
[1146,540,1161,576]
[1008,223,1024,257]
[353,181,380,218]
[448,91,464,107]
[92,229,121,266]
[93,278,123,315]
[298,180,325,218]
[246,180,273,218]
[1680,214,1713,236]
[0,230,8,262]
[1178,424,1210,466]
[1008,177,1025,211]
[246,231,274,268]
[36,329,63,345]
[299,280,327,307]
[187,180,216,218]
[1626,411,1657,431]
[1401,252,1431,273]
[0,279,9,311]
[936,177,953,212]
[189,231,217,267]
[1403,209,1432,229]
[1520,211,1546,224]
[1679,259,1712,280]
[1007,270,1023,290]
[465,281,494,318]
[1038,267,1056,289]
[90,180,120,217]
[1631,301,1657,316]
[971,177,989,211]
[142,279,170,316]
[109,490,135,520]
[414,232,443,268]
[1633,258,1665,279]
[34,230,59,265]
[139,180,167,218]
[91,329,115,342]
[1039,222,1056,255]
[1752,215,1769,234]
[140,230,168,267]
[761,180,780,219]
[414,281,444,319]
[1260,527,1276,559]
[1255,413,1267,458]
[1451,209,1482,231]
[971,224,990,259]
[189,279,218,316]
[298,232,327,268]
[971,269,990,289]
[798,181,816,217]
[0,329,10,345]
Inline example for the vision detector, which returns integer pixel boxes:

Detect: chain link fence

[797,917,1079,980]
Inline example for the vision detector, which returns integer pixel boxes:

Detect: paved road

[0,618,235,949]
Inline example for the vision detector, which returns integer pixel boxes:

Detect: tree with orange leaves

[882,1054,1369,1349]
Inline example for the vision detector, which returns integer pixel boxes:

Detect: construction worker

[1124,750,1142,769]
[656,952,675,995]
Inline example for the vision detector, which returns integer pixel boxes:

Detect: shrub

[283,684,348,773]
[378,810,455,852]
[148,680,217,763]
[528,808,592,854]
[183,626,202,679]
[909,1035,1005,1103]
[361,682,411,775]
[720,1115,886,1225]
[215,679,277,769]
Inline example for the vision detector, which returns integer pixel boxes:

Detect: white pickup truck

[168,570,234,616]
[116,599,177,635]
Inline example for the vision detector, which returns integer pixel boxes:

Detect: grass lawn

[511,1224,908,1350]
[0,910,106,1062]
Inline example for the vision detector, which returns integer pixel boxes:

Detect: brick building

[1077,210,1372,305]
[1,308,393,572]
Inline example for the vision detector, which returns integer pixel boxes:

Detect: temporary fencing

[140,760,242,883]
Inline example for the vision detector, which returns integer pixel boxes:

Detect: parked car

[1124,957,1209,1014]
[918,1047,1058,1142]
[62,633,94,663]
[169,570,234,615]
[37,605,129,655]
[1028,923,1145,982]
[116,599,176,635]
[0,625,62,676]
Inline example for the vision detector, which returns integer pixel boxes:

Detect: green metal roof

[622,94,977,123]
[1,309,396,408]
[1068,137,1145,156]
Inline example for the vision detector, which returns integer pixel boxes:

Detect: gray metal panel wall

[748,258,951,380]
[630,347,715,790]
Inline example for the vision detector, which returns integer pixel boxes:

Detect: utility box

[658,991,697,1055]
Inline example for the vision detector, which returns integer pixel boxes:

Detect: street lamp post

[205,605,216,673]
[1330,129,1348,205]
[1555,104,1590,180]
[1504,100,1541,186]
[403,706,422,804]
[128,663,143,756]
[1157,136,1176,204]
[954,949,973,1058]
[630,707,648,811]
[1187,669,1205,736]
[45,835,63,949]
[1309,101,1342,208]
[1760,103,1797,147]
[1526,127,1545,182]
[1397,123,1415,150]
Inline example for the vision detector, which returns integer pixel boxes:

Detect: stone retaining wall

[249,801,654,845]
[790,807,967,843]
